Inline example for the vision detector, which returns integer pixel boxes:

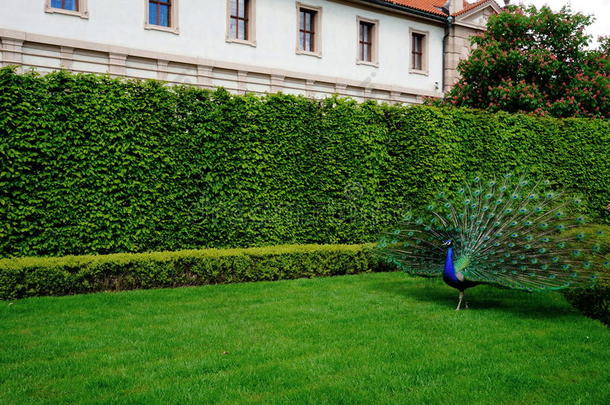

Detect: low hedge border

[0,243,391,300]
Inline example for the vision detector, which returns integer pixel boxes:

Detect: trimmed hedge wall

[0,243,387,300]
[1,68,609,257]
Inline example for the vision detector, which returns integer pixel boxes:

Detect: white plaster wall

[1,0,445,93]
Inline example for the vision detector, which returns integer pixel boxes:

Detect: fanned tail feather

[379,218,455,277]
[378,174,610,291]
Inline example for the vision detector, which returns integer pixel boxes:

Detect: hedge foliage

[1,67,609,258]
[0,243,387,300]
[563,225,610,326]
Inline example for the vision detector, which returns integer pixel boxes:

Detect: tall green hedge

[563,225,610,326]
[1,67,609,257]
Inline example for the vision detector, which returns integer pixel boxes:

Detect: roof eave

[351,0,449,23]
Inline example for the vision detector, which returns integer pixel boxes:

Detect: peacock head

[443,240,453,248]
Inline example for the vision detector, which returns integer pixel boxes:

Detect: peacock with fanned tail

[378,174,609,310]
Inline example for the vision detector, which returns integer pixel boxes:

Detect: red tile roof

[380,0,446,16]
[377,0,497,17]
[453,0,495,16]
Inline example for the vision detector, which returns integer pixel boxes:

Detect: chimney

[448,0,465,15]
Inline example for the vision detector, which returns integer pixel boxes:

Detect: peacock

[378,174,609,310]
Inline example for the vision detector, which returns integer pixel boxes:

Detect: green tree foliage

[0,68,609,258]
[442,6,610,118]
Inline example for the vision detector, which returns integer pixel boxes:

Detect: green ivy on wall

[1,67,609,258]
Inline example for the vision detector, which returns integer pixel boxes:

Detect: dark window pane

[65,0,77,11]
[363,24,369,42]
[238,0,247,18]
[51,0,77,10]
[149,2,157,24]
[230,19,237,38]
[148,3,157,24]
[414,35,422,52]
[238,20,246,40]
[159,4,169,26]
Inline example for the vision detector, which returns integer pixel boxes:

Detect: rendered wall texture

[0,0,449,102]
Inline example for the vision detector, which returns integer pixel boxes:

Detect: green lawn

[1,272,609,405]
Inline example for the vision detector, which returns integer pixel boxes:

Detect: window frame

[295,3,322,58]
[226,0,257,47]
[44,0,88,19]
[144,0,180,35]
[409,28,429,75]
[356,16,379,67]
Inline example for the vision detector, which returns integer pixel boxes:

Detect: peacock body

[378,174,609,310]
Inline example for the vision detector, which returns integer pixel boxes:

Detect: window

[226,0,256,46]
[300,9,315,52]
[45,0,88,18]
[359,22,373,62]
[145,0,179,34]
[296,3,322,56]
[412,33,423,70]
[51,0,77,11]
[149,0,171,27]
[409,29,428,74]
[357,17,378,65]
[229,0,251,41]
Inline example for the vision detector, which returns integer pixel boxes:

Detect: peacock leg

[456,291,464,311]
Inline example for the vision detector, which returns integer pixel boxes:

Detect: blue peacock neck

[444,247,457,281]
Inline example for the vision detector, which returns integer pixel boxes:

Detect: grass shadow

[368,276,581,320]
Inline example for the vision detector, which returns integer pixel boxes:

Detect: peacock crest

[378,174,609,308]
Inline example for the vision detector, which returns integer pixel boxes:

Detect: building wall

[444,24,478,92]
[0,0,447,103]
[443,5,497,92]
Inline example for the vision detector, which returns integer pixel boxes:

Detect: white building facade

[0,0,501,103]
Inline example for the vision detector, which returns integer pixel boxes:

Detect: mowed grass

[1,272,609,405]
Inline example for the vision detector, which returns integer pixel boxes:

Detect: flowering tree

[442,6,609,118]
